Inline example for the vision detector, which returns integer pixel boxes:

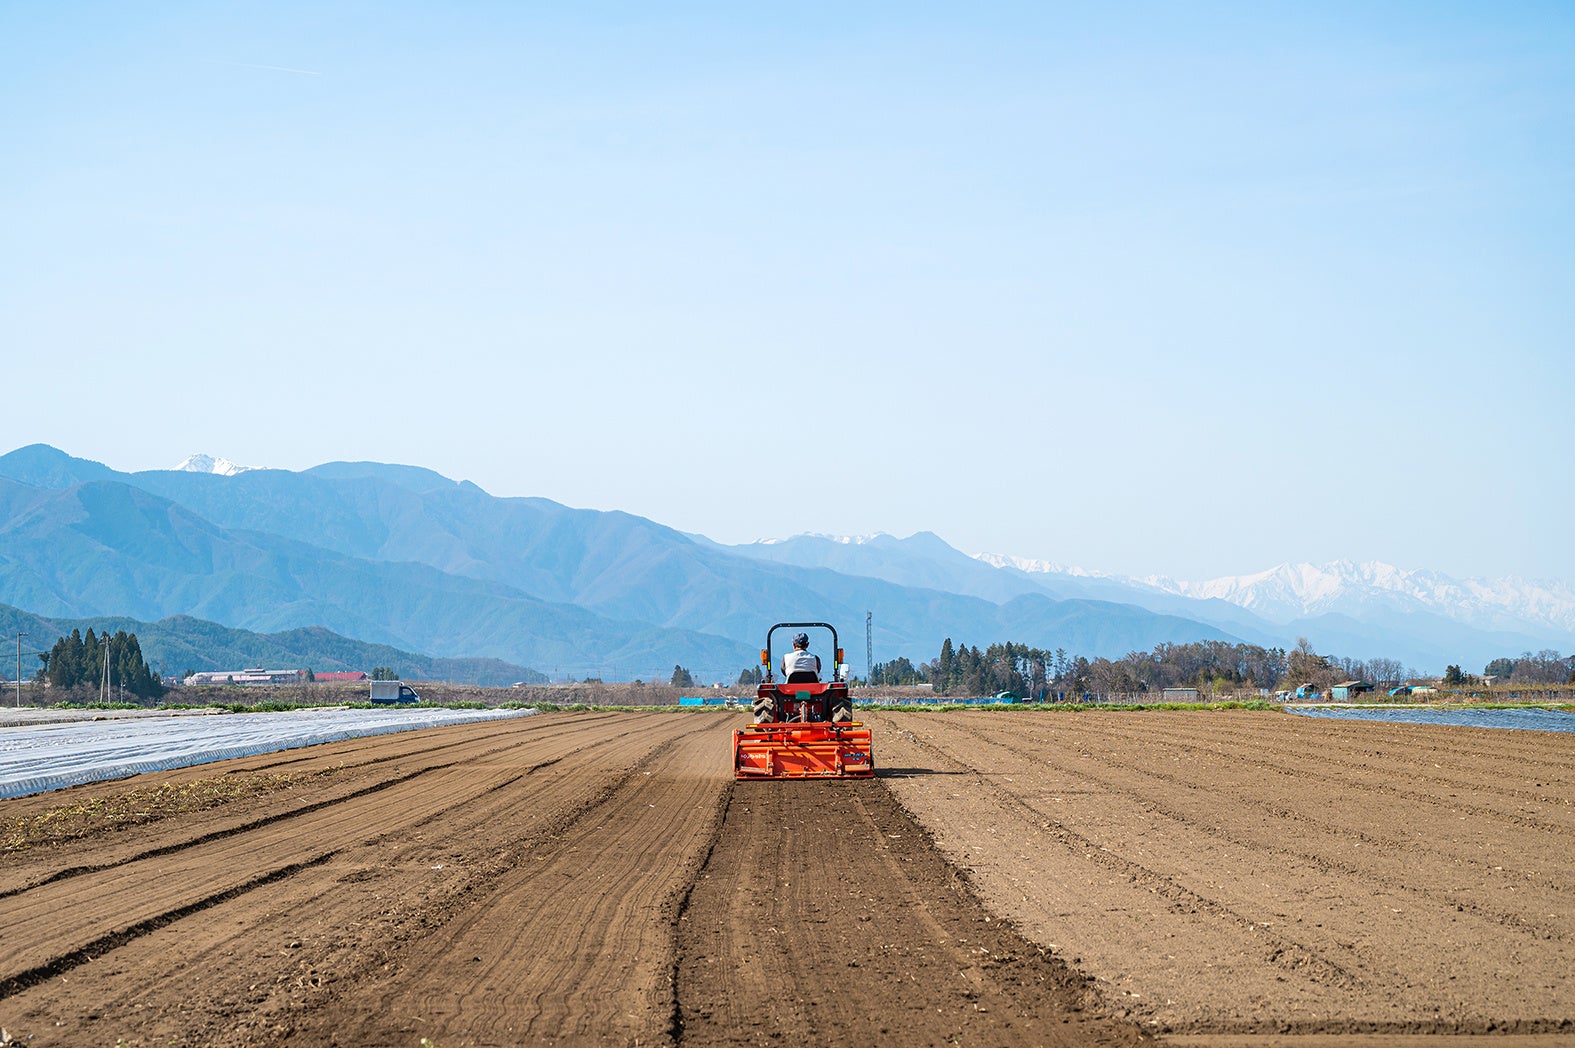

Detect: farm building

[182,668,305,686]
[1331,680,1374,701]
[314,671,368,682]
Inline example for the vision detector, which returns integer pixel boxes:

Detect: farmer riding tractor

[732,622,873,779]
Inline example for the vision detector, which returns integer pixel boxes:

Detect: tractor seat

[785,670,821,684]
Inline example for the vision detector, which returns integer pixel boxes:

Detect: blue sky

[4,3,1572,581]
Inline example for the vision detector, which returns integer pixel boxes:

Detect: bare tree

[1366,657,1404,686]
[1510,650,1570,684]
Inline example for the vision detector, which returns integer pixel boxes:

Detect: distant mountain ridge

[0,446,755,680]
[731,532,1572,672]
[0,445,1249,679]
[1,443,1567,679]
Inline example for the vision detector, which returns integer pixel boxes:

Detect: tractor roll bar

[762,622,844,683]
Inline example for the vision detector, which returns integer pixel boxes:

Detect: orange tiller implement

[733,622,874,779]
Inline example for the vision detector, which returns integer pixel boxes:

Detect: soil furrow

[1095,714,1575,794]
[0,850,339,1001]
[867,710,1574,1041]
[0,716,666,988]
[277,716,734,1046]
[947,716,1573,938]
[215,712,624,777]
[674,775,1151,1047]
[1011,714,1573,833]
[0,715,647,901]
[882,718,1361,989]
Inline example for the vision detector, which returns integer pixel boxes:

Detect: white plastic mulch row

[0,707,538,800]
[1284,705,1575,733]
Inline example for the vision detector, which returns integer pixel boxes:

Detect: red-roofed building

[314,671,368,682]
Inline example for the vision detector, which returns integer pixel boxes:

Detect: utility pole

[15,632,25,708]
[865,612,873,684]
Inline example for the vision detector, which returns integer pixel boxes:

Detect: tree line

[1446,650,1575,687]
[869,637,1574,697]
[868,637,1409,699]
[39,628,165,700]
[910,638,1310,699]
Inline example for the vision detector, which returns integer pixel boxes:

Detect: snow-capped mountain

[1141,561,1575,637]
[960,549,1575,663]
[968,550,1575,640]
[756,532,888,546]
[173,453,255,476]
[973,552,1110,579]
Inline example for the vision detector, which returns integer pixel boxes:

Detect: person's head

[792,632,809,650]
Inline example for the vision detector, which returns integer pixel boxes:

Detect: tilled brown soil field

[867,709,1574,1047]
[0,708,1569,1047]
[0,710,1143,1047]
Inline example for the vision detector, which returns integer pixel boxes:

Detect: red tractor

[732,622,874,779]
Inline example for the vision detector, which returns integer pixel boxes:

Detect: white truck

[369,680,421,704]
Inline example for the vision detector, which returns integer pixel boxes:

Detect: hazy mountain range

[0,602,544,688]
[732,535,1572,674]
[979,554,1575,647]
[0,444,1567,683]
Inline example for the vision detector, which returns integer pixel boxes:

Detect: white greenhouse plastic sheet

[1284,705,1575,733]
[0,707,538,800]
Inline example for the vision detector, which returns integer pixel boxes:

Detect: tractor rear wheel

[751,695,775,723]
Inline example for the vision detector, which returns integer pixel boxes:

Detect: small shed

[1331,680,1374,701]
